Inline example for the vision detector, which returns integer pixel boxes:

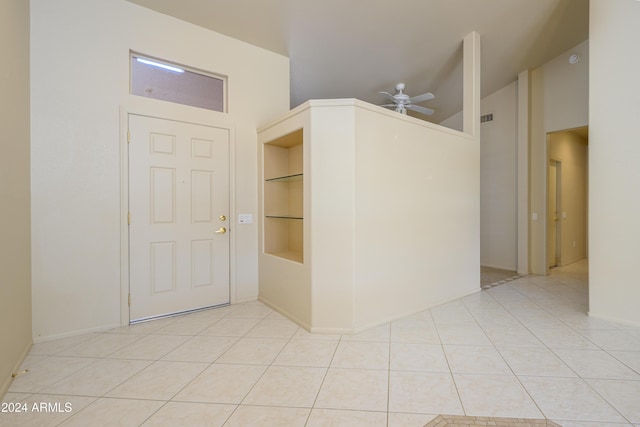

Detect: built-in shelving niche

[263,128,303,263]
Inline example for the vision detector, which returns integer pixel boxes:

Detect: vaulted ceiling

[127,0,588,123]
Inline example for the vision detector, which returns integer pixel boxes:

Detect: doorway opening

[546,126,588,274]
[548,159,561,269]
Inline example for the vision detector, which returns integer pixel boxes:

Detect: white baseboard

[32,323,122,344]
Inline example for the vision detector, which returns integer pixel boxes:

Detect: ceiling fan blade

[409,92,435,103]
[379,91,397,102]
[406,104,435,116]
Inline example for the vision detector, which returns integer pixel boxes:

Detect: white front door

[128,114,230,321]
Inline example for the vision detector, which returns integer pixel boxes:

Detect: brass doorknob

[215,227,227,234]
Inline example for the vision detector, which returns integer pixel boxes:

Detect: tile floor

[2,260,640,427]
[480,266,521,289]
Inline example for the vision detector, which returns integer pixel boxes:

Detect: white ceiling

[126,0,588,123]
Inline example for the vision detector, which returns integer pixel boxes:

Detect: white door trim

[119,100,236,326]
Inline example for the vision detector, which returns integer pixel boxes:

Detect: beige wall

[259,100,480,333]
[548,131,588,266]
[589,0,640,326]
[0,0,32,397]
[30,0,290,340]
[479,82,518,271]
[529,40,589,274]
[353,104,480,329]
[441,83,518,271]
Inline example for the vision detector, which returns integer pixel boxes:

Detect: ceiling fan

[379,83,435,116]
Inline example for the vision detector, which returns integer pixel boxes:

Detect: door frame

[119,98,236,326]
[547,158,562,270]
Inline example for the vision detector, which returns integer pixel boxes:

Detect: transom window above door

[130,53,226,112]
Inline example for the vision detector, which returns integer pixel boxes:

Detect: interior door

[128,114,230,322]
[547,159,560,269]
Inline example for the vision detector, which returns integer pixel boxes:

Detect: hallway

[2,260,639,426]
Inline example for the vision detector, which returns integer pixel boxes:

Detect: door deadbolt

[219,215,226,221]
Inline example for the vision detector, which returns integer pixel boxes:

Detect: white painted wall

[440,83,518,271]
[30,0,290,340]
[479,83,517,270]
[529,40,589,274]
[0,0,32,398]
[589,0,640,326]
[259,100,480,333]
[353,103,480,329]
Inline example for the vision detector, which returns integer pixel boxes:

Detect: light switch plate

[238,214,253,224]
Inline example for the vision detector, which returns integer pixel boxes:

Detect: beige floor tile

[223,302,273,319]
[41,358,152,397]
[243,366,326,407]
[315,368,388,412]
[610,350,640,373]
[108,334,190,360]
[341,324,390,342]
[8,357,98,393]
[390,322,441,344]
[273,339,339,367]
[387,412,439,427]
[223,405,310,427]
[161,335,238,363]
[214,337,288,365]
[436,324,491,345]
[10,260,640,427]
[306,408,387,426]
[57,398,164,427]
[552,421,633,427]
[28,335,97,356]
[556,313,621,330]
[16,354,48,370]
[520,376,627,422]
[553,349,640,380]
[107,317,178,335]
[461,291,503,310]
[106,361,208,400]
[483,325,545,348]
[390,342,449,372]
[291,328,342,341]
[530,327,600,350]
[388,371,463,415]
[199,317,262,337]
[579,330,640,351]
[470,309,521,328]
[516,311,567,329]
[0,394,95,427]
[244,318,300,339]
[331,341,389,370]
[587,379,640,423]
[453,373,543,418]
[444,345,513,375]
[172,363,266,404]
[153,316,219,335]
[498,347,577,377]
[396,309,434,324]
[140,402,236,427]
[431,301,477,325]
[57,334,142,358]
[1,392,31,403]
